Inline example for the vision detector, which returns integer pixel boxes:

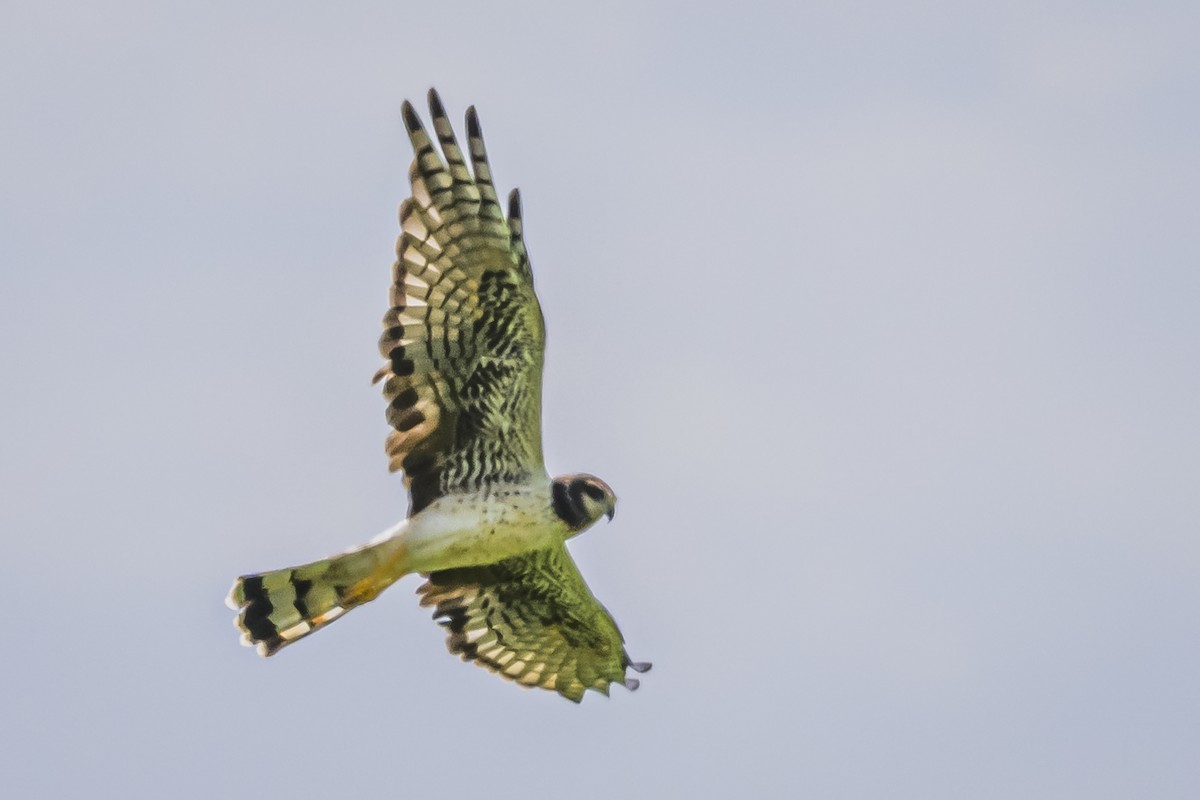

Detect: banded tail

[227,535,407,656]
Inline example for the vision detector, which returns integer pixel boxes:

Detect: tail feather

[227,537,406,656]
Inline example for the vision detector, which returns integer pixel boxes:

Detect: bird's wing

[375,90,546,515]
[417,545,651,702]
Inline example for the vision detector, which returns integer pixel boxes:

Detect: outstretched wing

[375,89,546,516]
[417,546,651,702]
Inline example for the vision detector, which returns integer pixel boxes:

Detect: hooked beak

[605,503,615,522]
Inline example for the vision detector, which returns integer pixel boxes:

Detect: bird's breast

[401,488,560,572]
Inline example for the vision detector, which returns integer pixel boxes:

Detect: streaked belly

[401,490,558,572]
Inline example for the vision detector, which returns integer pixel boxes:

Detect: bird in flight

[226,90,649,702]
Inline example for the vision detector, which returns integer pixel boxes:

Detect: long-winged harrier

[226,90,649,702]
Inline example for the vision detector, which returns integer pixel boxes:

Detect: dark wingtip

[427,87,445,119]
[466,105,482,139]
[401,100,423,134]
[508,188,522,220]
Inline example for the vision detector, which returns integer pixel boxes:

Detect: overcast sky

[2,2,1198,798]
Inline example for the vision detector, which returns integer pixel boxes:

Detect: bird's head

[551,473,616,534]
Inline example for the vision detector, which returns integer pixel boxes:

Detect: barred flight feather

[417,546,650,703]
[376,89,545,516]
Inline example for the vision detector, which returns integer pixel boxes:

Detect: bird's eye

[583,484,605,501]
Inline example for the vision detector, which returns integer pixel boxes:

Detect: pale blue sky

[2,2,1198,798]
